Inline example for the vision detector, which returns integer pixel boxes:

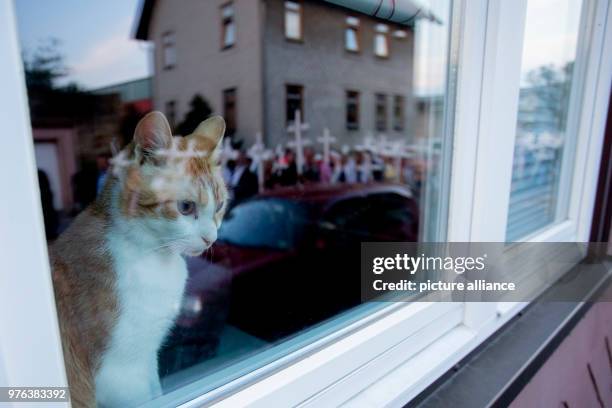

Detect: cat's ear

[133,111,172,154]
[192,116,225,148]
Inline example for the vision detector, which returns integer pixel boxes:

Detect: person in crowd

[38,169,59,240]
[229,151,259,205]
[332,151,357,184]
[302,147,320,183]
[279,148,298,186]
[318,152,333,183]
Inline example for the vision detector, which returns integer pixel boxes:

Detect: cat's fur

[50,112,228,407]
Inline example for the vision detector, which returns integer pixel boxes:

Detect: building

[134,0,427,148]
[92,77,153,115]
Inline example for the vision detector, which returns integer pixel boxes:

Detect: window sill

[174,302,463,407]
[346,259,612,408]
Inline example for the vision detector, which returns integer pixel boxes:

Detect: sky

[15,0,150,90]
[14,0,582,93]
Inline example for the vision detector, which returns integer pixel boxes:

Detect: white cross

[220,138,238,166]
[248,132,273,192]
[156,138,208,162]
[317,128,336,166]
[286,110,311,175]
[355,132,378,154]
[377,134,394,156]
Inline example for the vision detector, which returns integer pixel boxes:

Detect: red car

[159,183,419,376]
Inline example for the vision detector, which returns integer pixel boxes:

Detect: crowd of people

[221,143,427,205]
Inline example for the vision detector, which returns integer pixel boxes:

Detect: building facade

[136,0,417,148]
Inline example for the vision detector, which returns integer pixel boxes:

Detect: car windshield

[218,198,309,250]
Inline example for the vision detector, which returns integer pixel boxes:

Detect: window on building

[221,3,236,49]
[14,0,609,406]
[165,100,176,130]
[346,90,360,130]
[374,24,390,58]
[284,1,303,41]
[345,16,360,53]
[162,31,176,69]
[375,93,387,131]
[393,95,404,131]
[506,0,584,241]
[286,84,303,124]
[393,29,408,39]
[223,88,237,136]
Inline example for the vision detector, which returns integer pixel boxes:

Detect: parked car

[159,183,419,376]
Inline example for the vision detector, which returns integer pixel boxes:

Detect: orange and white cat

[50,112,228,407]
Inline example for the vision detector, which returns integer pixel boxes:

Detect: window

[223,88,237,136]
[346,90,360,130]
[165,100,176,130]
[284,1,303,41]
[506,0,584,241]
[393,29,408,39]
[286,84,303,124]
[374,24,389,58]
[393,95,404,131]
[7,0,612,407]
[345,16,360,53]
[221,3,236,49]
[162,31,176,69]
[375,93,387,131]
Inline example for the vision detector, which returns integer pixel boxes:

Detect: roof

[134,0,439,41]
[91,77,152,102]
[134,0,155,40]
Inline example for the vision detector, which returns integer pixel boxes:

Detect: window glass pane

[506,0,583,241]
[394,95,404,131]
[15,0,457,404]
[345,27,359,51]
[346,90,359,129]
[286,84,303,124]
[163,32,176,68]
[223,88,237,135]
[375,33,389,57]
[222,4,235,48]
[224,22,236,47]
[285,2,302,40]
[375,93,387,130]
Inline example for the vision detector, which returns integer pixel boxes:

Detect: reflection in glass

[506,0,583,241]
[222,3,236,48]
[17,0,457,405]
[345,16,360,52]
[285,1,302,40]
[374,23,389,57]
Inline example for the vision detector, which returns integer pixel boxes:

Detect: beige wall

[148,0,417,148]
[149,0,264,144]
[263,0,416,148]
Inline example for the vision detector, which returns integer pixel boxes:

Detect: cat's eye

[177,200,197,216]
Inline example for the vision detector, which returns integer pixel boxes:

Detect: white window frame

[0,0,610,407]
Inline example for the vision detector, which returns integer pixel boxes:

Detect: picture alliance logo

[372,253,488,275]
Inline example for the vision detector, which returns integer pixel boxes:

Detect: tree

[175,94,213,136]
[521,62,574,132]
[22,38,69,91]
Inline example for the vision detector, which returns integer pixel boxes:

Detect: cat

[50,112,228,407]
